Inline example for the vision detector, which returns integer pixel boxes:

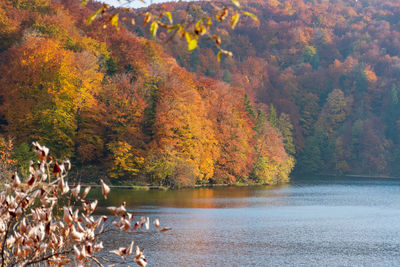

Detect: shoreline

[80,173,400,191]
[313,173,400,179]
[80,182,282,190]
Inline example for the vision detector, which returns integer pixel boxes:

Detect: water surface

[97,176,400,266]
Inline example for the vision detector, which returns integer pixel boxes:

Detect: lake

[96,176,400,266]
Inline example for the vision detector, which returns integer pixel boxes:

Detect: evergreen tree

[268,104,278,128]
[190,50,199,73]
[277,113,296,156]
[135,26,144,37]
[222,69,232,84]
[297,130,324,173]
[244,94,256,118]
[254,109,266,133]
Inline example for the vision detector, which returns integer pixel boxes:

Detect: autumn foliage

[0,0,294,186]
[152,0,400,177]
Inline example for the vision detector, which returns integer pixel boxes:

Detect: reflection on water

[96,176,400,266]
[92,184,290,209]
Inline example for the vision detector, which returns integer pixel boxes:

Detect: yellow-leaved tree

[0,36,103,158]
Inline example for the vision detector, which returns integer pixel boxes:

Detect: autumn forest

[1,0,399,187]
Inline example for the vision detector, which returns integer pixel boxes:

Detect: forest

[2,0,400,187]
[132,0,400,176]
[0,0,294,187]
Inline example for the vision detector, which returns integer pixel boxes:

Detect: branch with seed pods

[84,0,258,62]
[0,142,171,266]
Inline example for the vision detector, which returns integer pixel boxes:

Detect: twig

[22,248,73,267]
[89,256,104,267]
[1,218,14,267]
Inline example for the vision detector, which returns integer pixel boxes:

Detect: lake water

[96,176,400,266]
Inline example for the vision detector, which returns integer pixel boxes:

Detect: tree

[316,89,347,138]
[297,130,324,173]
[10,142,35,177]
[298,93,320,137]
[334,137,349,175]
[0,37,102,158]
[244,94,256,119]
[251,107,294,184]
[268,104,278,128]
[277,113,296,156]
[135,26,144,37]
[0,5,19,52]
[100,74,147,179]
[197,79,255,184]
[303,45,320,70]
[0,137,14,185]
[222,69,232,84]
[384,84,400,143]
[146,67,219,186]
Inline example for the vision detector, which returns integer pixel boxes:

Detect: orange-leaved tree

[0,36,102,158]
[146,67,219,186]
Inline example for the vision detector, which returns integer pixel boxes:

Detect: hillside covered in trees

[0,0,294,187]
[134,0,400,176]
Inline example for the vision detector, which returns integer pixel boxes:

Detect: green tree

[176,54,184,67]
[350,119,363,161]
[355,63,368,93]
[11,142,36,176]
[334,137,349,175]
[277,113,296,156]
[222,69,232,84]
[316,89,347,137]
[268,104,278,128]
[254,109,266,132]
[298,93,320,136]
[190,49,199,73]
[135,26,144,37]
[385,84,400,143]
[297,130,324,173]
[244,94,256,118]
[303,45,320,70]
